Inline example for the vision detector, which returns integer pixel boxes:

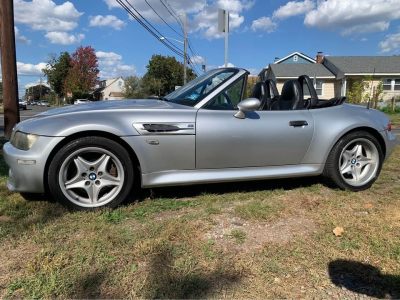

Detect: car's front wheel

[323,131,383,191]
[48,136,134,210]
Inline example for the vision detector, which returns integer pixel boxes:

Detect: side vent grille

[143,124,180,133]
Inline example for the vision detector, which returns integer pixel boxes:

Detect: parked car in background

[33,100,39,106]
[40,100,51,107]
[74,99,89,104]
[18,99,27,110]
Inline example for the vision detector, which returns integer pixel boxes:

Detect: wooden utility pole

[0,0,20,140]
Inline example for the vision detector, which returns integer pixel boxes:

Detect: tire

[323,131,383,191]
[48,136,134,211]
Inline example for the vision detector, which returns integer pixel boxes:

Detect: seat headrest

[250,82,267,101]
[280,80,303,110]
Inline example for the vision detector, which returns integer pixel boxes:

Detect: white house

[93,77,125,101]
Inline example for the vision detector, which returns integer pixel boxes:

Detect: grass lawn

[0,141,399,299]
[390,113,400,128]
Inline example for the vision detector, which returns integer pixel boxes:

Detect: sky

[5,0,400,96]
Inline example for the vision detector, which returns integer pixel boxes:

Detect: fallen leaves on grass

[363,203,373,208]
[333,227,344,236]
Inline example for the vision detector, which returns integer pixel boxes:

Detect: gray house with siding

[261,52,400,101]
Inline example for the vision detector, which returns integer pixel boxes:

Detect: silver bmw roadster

[4,68,397,210]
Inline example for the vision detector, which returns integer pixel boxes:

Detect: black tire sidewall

[48,137,134,211]
[327,131,383,191]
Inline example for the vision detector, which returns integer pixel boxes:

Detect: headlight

[11,131,39,151]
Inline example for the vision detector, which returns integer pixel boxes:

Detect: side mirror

[234,98,261,119]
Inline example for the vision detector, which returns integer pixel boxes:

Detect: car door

[195,78,315,169]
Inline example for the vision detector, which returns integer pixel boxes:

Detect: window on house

[303,81,323,96]
[293,55,298,62]
[118,81,122,87]
[395,79,400,91]
[383,79,392,91]
[383,78,400,91]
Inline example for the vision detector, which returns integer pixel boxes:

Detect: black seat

[298,75,318,109]
[272,80,303,110]
[261,79,280,110]
[250,82,267,109]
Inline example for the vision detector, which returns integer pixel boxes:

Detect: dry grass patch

[0,142,399,298]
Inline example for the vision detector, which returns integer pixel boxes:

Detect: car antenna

[367,68,376,109]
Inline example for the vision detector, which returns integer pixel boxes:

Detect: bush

[379,105,400,114]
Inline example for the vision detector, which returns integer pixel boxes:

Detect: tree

[143,54,196,96]
[122,76,148,99]
[43,52,71,103]
[64,46,100,99]
[25,85,51,100]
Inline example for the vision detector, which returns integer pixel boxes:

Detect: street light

[158,13,188,84]
[159,37,183,44]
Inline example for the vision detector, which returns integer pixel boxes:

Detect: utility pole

[225,10,229,67]
[218,9,229,68]
[39,75,42,102]
[183,12,187,84]
[202,58,207,74]
[0,0,20,140]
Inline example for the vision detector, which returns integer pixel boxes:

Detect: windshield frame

[165,68,241,107]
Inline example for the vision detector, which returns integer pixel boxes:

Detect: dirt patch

[205,215,316,252]
[0,241,40,297]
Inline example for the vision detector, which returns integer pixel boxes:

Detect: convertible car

[3,68,397,210]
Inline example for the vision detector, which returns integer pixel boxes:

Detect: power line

[116,0,184,58]
[144,0,184,38]
[120,0,185,55]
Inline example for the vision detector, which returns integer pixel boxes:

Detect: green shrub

[379,105,400,114]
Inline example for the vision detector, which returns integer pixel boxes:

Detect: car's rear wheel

[323,131,383,191]
[48,136,134,210]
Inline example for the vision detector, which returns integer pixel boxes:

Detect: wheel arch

[43,131,142,194]
[334,126,386,158]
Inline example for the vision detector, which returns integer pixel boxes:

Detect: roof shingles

[270,63,335,78]
[324,56,400,74]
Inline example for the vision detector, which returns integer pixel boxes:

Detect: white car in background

[74,99,90,104]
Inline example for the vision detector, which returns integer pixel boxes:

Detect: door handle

[289,120,308,127]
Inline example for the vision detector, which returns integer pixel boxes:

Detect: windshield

[165,68,239,107]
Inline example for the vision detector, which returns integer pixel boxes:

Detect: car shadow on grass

[142,248,240,299]
[328,259,400,298]
[130,176,323,203]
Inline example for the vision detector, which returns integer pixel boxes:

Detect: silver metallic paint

[142,164,325,187]
[4,136,65,193]
[2,69,397,194]
[195,109,314,169]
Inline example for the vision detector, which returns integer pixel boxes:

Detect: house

[261,51,400,101]
[93,77,125,101]
[322,56,400,100]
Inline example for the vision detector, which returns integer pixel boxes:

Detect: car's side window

[204,77,245,110]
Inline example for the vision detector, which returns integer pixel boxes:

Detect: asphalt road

[0,106,399,146]
[0,105,53,137]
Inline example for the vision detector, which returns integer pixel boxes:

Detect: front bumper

[3,136,64,193]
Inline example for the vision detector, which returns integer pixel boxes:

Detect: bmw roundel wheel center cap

[89,173,97,180]
[351,158,357,164]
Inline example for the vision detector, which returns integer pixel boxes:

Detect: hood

[35,99,193,118]
[15,99,197,137]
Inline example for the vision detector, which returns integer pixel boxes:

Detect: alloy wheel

[339,138,379,187]
[58,147,125,208]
